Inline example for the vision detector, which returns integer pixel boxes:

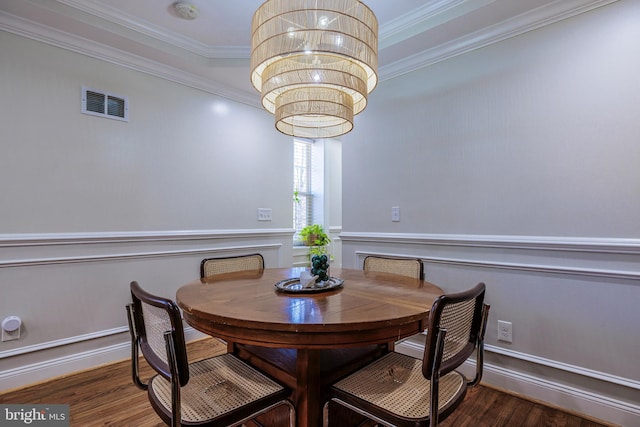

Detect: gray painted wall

[342,1,639,425]
[0,32,295,387]
[344,1,639,238]
[0,32,293,233]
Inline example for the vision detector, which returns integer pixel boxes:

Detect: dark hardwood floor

[0,338,614,427]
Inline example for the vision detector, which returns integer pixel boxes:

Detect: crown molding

[379,0,619,81]
[379,0,496,49]
[56,0,250,59]
[59,0,492,59]
[0,0,620,103]
[0,11,261,107]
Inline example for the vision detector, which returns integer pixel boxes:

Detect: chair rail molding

[0,229,295,247]
[0,244,285,269]
[340,232,640,254]
[0,229,294,268]
[345,232,640,281]
[355,250,639,282]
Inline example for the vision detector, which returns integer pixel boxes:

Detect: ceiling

[0,0,612,105]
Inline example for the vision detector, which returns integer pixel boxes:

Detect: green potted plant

[299,224,331,257]
[300,224,330,246]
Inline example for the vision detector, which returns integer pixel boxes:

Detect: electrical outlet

[257,208,272,221]
[497,320,512,343]
[2,328,20,342]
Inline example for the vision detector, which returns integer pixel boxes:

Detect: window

[293,139,313,242]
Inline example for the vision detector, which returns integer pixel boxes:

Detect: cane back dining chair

[200,253,264,279]
[324,282,489,427]
[363,255,424,280]
[126,281,295,427]
[363,255,425,349]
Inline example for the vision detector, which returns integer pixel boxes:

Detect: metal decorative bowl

[274,277,344,294]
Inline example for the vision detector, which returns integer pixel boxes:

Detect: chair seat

[149,353,287,424]
[332,352,466,422]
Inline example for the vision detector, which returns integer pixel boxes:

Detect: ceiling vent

[82,86,129,122]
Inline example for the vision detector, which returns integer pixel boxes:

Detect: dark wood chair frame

[126,281,294,427]
[324,282,490,427]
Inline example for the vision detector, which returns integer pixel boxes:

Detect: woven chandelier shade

[251,0,378,138]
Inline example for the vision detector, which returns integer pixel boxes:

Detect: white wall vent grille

[81,86,129,122]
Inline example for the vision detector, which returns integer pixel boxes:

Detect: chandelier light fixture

[250,0,378,138]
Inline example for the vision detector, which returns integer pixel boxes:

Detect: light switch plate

[257,208,272,221]
[391,207,400,222]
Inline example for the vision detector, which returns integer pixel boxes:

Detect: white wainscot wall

[341,232,640,427]
[0,229,293,391]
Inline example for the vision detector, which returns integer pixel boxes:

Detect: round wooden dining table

[176,267,444,427]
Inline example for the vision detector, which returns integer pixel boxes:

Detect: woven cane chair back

[423,283,486,378]
[200,253,264,278]
[363,256,423,279]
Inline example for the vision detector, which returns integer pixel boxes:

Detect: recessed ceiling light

[173,2,198,20]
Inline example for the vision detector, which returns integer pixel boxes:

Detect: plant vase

[310,255,330,282]
[306,234,318,246]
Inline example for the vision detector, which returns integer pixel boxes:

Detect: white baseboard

[395,340,639,427]
[481,360,639,427]
[0,328,206,392]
